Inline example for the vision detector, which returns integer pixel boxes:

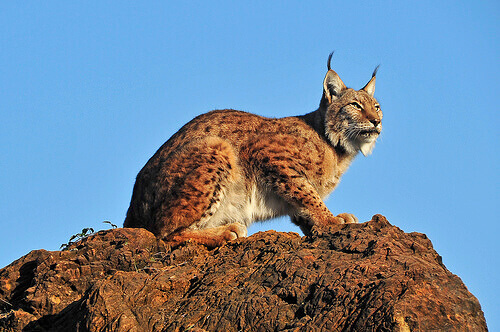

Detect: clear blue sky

[1,1,498,329]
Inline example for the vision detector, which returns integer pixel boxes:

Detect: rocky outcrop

[0,215,487,331]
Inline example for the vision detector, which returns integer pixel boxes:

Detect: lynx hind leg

[156,137,241,238]
[166,222,247,248]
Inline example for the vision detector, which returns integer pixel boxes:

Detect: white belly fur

[191,183,292,230]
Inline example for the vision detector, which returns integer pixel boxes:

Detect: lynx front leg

[247,141,355,233]
[165,222,247,248]
[257,165,345,230]
[292,213,358,235]
[336,213,359,224]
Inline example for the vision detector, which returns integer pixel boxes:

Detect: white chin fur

[359,140,376,156]
[325,125,377,157]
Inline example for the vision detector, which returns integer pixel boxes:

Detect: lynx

[124,53,382,247]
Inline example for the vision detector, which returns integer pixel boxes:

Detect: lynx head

[320,53,382,156]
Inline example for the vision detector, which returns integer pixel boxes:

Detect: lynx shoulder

[124,53,383,247]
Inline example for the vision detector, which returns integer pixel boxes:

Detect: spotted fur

[124,54,382,247]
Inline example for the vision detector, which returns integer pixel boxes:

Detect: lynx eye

[350,102,363,110]
[375,104,381,111]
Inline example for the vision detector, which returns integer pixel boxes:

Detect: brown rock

[0,215,487,331]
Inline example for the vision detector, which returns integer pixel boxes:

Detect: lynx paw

[223,222,248,241]
[336,213,359,224]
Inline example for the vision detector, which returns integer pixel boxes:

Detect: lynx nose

[370,118,380,127]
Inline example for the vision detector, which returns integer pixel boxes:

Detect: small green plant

[60,227,95,251]
[103,220,117,229]
[60,220,118,251]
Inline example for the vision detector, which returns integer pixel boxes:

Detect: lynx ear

[323,52,346,103]
[362,65,379,97]
[323,70,346,103]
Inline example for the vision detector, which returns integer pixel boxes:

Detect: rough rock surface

[0,215,487,331]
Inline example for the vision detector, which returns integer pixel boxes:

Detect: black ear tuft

[327,51,334,71]
[372,65,380,78]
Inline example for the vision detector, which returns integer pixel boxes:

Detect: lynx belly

[191,184,291,230]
